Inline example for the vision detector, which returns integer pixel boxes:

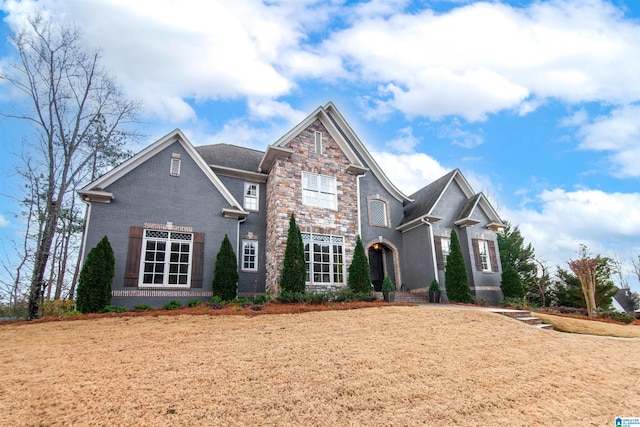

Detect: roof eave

[77,189,114,203]
[258,146,294,173]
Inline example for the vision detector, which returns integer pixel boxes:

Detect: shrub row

[277,289,377,304]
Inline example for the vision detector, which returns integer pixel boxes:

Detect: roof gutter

[421,217,439,283]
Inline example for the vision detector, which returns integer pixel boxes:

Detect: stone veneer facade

[265,119,360,294]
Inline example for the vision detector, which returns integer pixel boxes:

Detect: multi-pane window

[140,230,192,287]
[242,240,258,272]
[244,183,259,211]
[314,131,323,154]
[478,239,491,272]
[302,233,344,285]
[302,172,336,209]
[441,237,451,264]
[368,199,388,227]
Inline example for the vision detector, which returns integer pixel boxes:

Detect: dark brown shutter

[434,236,445,270]
[472,238,483,271]
[488,240,499,273]
[191,232,205,288]
[124,226,143,287]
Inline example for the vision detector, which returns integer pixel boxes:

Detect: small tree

[280,215,306,294]
[348,236,371,293]
[444,229,471,303]
[76,236,114,313]
[500,265,525,300]
[211,235,238,301]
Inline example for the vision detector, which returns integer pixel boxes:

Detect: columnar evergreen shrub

[500,265,525,299]
[348,236,371,293]
[444,229,471,303]
[211,234,239,301]
[381,275,395,292]
[280,214,306,294]
[76,236,115,313]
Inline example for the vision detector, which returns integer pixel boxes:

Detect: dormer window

[244,183,259,211]
[170,153,181,177]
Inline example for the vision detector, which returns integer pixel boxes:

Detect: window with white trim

[368,199,388,227]
[302,233,344,285]
[140,229,193,287]
[242,240,258,272]
[244,183,259,211]
[302,172,336,209]
[170,153,181,177]
[478,239,491,272]
[441,237,451,265]
[314,131,323,154]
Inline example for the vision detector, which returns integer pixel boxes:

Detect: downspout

[236,215,247,298]
[78,198,92,269]
[421,217,438,283]
[356,173,366,237]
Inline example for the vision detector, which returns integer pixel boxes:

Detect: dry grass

[533,312,640,338]
[1,305,639,426]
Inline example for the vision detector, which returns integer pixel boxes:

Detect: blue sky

[1,0,640,293]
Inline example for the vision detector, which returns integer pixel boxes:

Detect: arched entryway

[365,238,401,292]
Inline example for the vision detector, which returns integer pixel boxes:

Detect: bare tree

[0,16,140,319]
[532,256,550,308]
[632,256,640,287]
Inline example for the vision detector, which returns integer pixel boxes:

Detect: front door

[368,247,384,291]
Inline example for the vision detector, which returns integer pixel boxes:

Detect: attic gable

[77,129,246,218]
[455,192,504,231]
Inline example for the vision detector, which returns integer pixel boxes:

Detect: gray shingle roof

[456,193,482,222]
[195,143,264,172]
[401,170,458,225]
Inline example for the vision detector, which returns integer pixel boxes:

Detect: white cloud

[370,150,450,195]
[384,126,420,153]
[574,104,640,177]
[0,215,9,228]
[247,98,306,124]
[437,120,484,148]
[324,0,640,121]
[504,188,640,273]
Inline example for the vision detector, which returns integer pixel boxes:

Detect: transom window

[478,239,491,272]
[244,183,259,211]
[302,172,336,209]
[140,230,193,287]
[368,199,388,227]
[314,131,323,154]
[302,233,344,285]
[242,240,258,272]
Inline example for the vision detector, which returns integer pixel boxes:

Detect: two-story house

[78,102,505,308]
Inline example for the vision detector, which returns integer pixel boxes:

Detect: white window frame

[244,182,259,211]
[478,239,491,272]
[302,172,337,210]
[139,229,193,288]
[314,131,323,154]
[441,237,451,265]
[242,240,258,272]
[302,233,344,286]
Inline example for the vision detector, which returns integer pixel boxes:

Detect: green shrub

[102,305,127,313]
[162,300,182,310]
[599,310,634,324]
[63,310,82,317]
[277,290,307,303]
[353,291,377,302]
[382,276,395,292]
[230,297,250,305]
[211,295,224,304]
[133,304,153,311]
[280,214,306,294]
[187,299,203,307]
[444,230,471,303]
[42,300,76,317]
[304,292,330,304]
[501,296,528,310]
[212,235,239,301]
[500,265,525,299]
[76,236,115,313]
[253,295,271,304]
[348,236,372,293]
[429,279,440,292]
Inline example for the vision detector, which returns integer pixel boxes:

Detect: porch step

[489,309,554,330]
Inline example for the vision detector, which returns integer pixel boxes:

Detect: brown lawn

[1,305,639,426]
